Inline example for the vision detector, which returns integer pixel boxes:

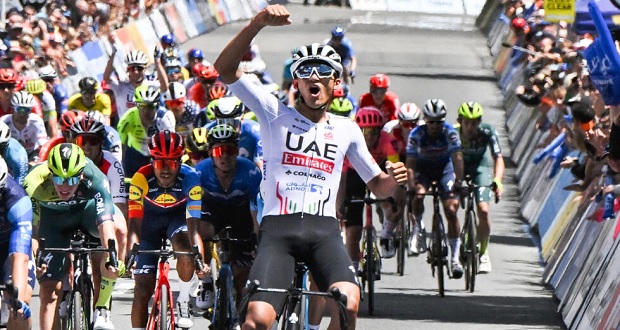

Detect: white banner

[350,0,387,12]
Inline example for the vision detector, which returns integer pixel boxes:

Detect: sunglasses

[52,175,81,186]
[426,120,444,126]
[362,127,381,136]
[199,78,217,85]
[400,121,417,129]
[76,134,102,146]
[128,66,145,73]
[15,106,32,113]
[216,118,241,128]
[371,88,387,95]
[294,64,335,79]
[152,158,181,171]
[0,83,15,90]
[166,68,181,75]
[210,145,238,157]
[164,98,185,108]
[189,151,208,161]
[137,102,157,110]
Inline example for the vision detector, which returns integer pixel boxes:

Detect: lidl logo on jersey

[154,193,177,204]
[188,186,202,200]
[129,186,141,200]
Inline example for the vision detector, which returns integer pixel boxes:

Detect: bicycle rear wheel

[433,214,445,297]
[396,213,406,276]
[365,227,375,315]
[464,210,478,293]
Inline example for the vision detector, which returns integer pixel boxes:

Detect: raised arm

[214,5,292,84]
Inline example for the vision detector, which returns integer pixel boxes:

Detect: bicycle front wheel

[159,284,171,330]
[464,210,478,293]
[433,214,445,297]
[213,275,232,330]
[396,214,406,276]
[365,228,375,315]
[69,291,86,330]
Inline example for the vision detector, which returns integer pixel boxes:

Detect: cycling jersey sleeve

[33,116,49,148]
[97,94,112,116]
[228,74,280,124]
[22,164,47,228]
[103,151,127,204]
[345,120,383,183]
[128,168,148,220]
[116,110,131,144]
[5,178,33,255]
[446,124,461,155]
[486,125,502,159]
[53,85,69,113]
[41,91,57,121]
[67,94,81,110]
[84,161,115,225]
[157,109,176,132]
[4,138,28,185]
[181,165,202,219]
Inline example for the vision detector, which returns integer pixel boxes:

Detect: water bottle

[603,172,616,220]
[596,165,608,203]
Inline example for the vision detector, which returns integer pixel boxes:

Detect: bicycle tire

[434,213,445,297]
[396,213,406,276]
[465,210,478,293]
[69,291,85,330]
[213,275,232,330]
[160,284,171,330]
[365,227,375,315]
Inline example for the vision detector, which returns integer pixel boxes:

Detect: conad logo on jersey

[188,186,201,200]
[282,152,334,174]
[154,194,177,204]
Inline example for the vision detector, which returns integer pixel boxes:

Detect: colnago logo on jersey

[283,132,337,174]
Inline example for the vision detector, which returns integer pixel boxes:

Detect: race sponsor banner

[193,0,220,31]
[597,271,620,329]
[162,3,189,44]
[223,0,244,21]
[135,18,162,62]
[350,0,387,11]
[386,0,464,15]
[173,0,200,38]
[149,9,173,40]
[185,0,210,34]
[545,0,576,22]
[208,0,231,25]
[115,22,148,54]
[246,0,268,12]
[68,41,109,83]
[237,0,256,19]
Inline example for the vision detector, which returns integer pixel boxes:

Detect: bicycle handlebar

[125,243,204,272]
[345,196,397,213]
[240,280,349,330]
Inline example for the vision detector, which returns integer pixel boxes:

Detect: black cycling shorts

[343,169,366,227]
[247,213,357,312]
[202,201,255,267]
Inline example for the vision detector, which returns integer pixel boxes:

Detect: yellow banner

[545,0,575,23]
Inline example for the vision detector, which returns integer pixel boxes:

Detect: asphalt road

[30,3,565,329]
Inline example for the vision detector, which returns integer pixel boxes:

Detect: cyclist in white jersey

[1,91,48,161]
[214,5,407,330]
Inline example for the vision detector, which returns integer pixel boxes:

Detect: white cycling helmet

[423,99,447,120]
[398,103,421,121]
[0,157,7,189]
[11,91,36,109]
[85,110,105,124]
[38,65,57,79]
[290,43,343,78]
[0,121,10,146]
[163,82,186,101]
[164,58,182,69]
[125,50,148,66]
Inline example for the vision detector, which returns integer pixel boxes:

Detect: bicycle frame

[147,255,175,330]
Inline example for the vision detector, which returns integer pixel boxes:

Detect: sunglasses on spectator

[400,121,417,129]
[137,102,157,110]
[128,66,145,73]
[0,83,15,90]
[76,134,102,146]
[164,99,185,108]
[15,106,32,113]
[52,174,81,186]
[166,68,181,75]
[152,158,181,171]
[210,145,238,157]
[294,64,335,79]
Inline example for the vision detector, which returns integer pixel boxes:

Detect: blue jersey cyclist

[324,26,357,85]
[127,130,205,330]
[194,123,261,310]
[0,157,34,330]
[406,98,465,279]
[205,96,263,169]
[0,121,28,185]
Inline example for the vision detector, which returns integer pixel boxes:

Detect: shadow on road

[356,292,565,327]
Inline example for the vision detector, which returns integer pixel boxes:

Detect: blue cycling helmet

[331,26,345,38]
[188,48,204,61]
[160,34,175,46]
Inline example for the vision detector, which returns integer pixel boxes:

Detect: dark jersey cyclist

[0,121,28,185]
[406,98,465,279]
[24,143,119,330]
[455,102,504,274]
[214,6,408,329]
[127,130,205,330]
[194,124,261,309]
[0,157,34,330]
